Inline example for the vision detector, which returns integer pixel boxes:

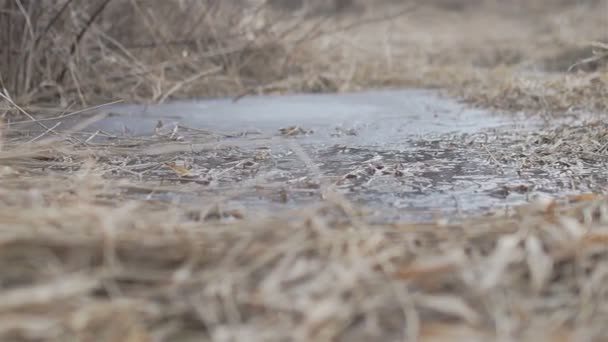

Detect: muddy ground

[1,1,608,341]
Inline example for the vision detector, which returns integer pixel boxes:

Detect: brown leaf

[568,193,599,203]
[164,162,192,177]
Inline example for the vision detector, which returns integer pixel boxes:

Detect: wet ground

[13,89,606,222]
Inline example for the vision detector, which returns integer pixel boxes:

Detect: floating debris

[279,126,314,137]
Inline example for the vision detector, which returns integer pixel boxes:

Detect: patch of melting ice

[93,89,521,141]
[15,89,604,222]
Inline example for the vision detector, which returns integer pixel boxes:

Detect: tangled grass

[1,128,608,341]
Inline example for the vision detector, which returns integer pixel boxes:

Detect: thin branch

[7,99,123,125]
[26,121,62,143]
[0,90,57,134]
[56,0,114,84]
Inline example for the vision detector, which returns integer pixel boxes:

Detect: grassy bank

[1,0,608,341]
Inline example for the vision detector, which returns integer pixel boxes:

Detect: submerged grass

[2,0,608,341]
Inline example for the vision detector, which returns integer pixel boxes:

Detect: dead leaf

[568,193,599,203]
[279,126,312,137]
[164,162,192,177]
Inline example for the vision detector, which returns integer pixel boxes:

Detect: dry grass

[0,0,347,106]
[2,1,606,112]
[0,0,418,108]
[1,130,608,341]
[2,0,608,341]
[309,0,608,115]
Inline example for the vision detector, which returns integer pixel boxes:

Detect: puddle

[42,89,524,140]
[13,89,605,222]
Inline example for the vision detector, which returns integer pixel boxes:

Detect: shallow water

[15,89,601,222]
[103,90,515,140]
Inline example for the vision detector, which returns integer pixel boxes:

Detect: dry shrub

[3,0,604,113]
[0,0,333,106]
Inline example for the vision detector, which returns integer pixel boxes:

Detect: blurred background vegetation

[1,0,606,108]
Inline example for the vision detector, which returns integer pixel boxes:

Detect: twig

[0,90,58,134]
[482,144,505,174]
[26,121,62,143]
[157,66,222,104]
[56,0,114,84]
[36,0,75,42]
[567,41,608,72]
[177,124,231,138]
[7,99,123,125]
